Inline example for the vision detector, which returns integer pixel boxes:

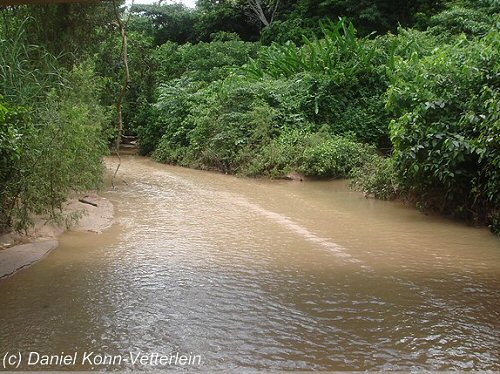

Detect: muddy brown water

[1,156,499,371]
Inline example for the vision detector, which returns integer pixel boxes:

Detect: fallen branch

[78,198,98,207]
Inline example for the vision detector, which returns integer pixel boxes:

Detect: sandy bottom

[0,192,113,278]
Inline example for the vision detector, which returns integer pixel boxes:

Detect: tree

[1,3,117,66]
[129,3,197,44]
[246,0,280,27]
[280,0,445,36]
[194,0,260,41]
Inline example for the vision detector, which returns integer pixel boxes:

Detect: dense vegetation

[0,6,112,231]
[1,0,499,233]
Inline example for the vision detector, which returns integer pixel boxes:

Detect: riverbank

[0,193,113,279]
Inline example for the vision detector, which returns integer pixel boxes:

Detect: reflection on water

[1,156,499,370]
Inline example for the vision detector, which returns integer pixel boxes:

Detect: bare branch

[270,0,279,24]
[246,0,270,27]
[246,0,280,27]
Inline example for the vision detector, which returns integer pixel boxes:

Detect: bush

[243,129,372,178]
[299,134,371,177]
[137,78,202,155]
[0,30,110,232]
[172,79,283,172]
[301,73,390,147]
[152,77,298,171]
[350,155,400,200]
[428,6,499,38]
[138,39,261,155]
[150,73,373,178]
[241,129,305,177]
[241,19,392,147]
[154,40,259,84]
[386,29,500,230]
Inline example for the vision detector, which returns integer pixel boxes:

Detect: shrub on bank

[386,29,500,230]
[243,130,372,178]
[350,155,400,200]
[0,30,110,232]
[137,78,202,155]
[153,78,283,172]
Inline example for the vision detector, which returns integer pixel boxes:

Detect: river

[1,155,499,370]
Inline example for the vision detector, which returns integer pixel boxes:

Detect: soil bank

[0,193,113,279]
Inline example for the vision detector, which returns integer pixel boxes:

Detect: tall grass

[0,20,109,232]
[0,19,66,105]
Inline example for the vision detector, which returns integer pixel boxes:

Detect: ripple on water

[1,157,499,371]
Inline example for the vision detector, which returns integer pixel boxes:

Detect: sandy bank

[0,193,113,279]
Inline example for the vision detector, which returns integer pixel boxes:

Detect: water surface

[1,156,499,370]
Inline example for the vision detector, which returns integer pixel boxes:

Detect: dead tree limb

[78,198,98,207]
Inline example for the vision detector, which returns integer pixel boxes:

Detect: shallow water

[1,156,499,370]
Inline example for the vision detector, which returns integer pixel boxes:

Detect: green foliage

[243,18,377,79]
[210,31,242,42]
[0,3,116,67]
[282,0,445,36]
[0,28,110,232]
[138,78,202,155]
[129,3,197,45]
[154,39,260,84]
[193,0,260,42]
[241,19,392,147]
[150,69,377,176]
[241,128,306,177]
[350,155,400,200]
[299,134,370,177]
[149,19,392,175]
[428,5,499,37]
[152,78,282,172]
[260,18,319,45]
[386,29,500,230]
[135,39,260,155]
[243,129,372,178]
[121,31,157,137]
[188,83,283,172]
[299,73,389,146]
[0,22,63,104]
